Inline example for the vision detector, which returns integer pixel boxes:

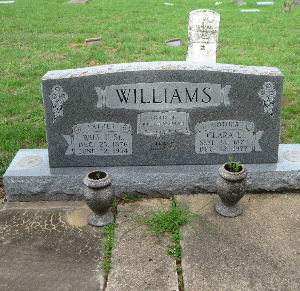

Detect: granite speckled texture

[3,145,300,201]
[42,61,283,167]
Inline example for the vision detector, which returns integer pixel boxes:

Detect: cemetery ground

[0,0,300,176]
[1,194,300,290]
[1,0,300,290]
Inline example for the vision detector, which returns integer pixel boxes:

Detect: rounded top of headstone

[189,9,220,16]
[42,61,283,80]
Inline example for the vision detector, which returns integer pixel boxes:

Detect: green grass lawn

[0,0,299,176]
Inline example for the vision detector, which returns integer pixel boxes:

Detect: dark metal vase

[216,163,247,217]
[83,170,114,226]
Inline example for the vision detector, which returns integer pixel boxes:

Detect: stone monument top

[42,61,283,168]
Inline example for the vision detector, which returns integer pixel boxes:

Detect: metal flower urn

[215,161,247,217]
[83,170,114,227]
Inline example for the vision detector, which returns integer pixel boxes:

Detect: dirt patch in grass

[67,43,87,47]
[88,60,105,66]
[283,98,294,105]
[0,179,5,199]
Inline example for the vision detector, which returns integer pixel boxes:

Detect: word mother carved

[42,61,283,167]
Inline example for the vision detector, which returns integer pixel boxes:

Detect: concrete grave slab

[106,199,178,291]
[177,194,300,291]
[0,201,104,291]
[42,61,283,168]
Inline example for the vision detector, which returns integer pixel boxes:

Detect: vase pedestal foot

[215,201,243,217]
[88,211,114,227]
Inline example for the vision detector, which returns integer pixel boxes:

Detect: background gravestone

[256,1,275,5]
[234,0,247,5]
[186,9,220,63]
[42,61,283,168]
[241,9,260,11]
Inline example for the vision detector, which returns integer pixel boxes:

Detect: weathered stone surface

[42,61,283,167]
[241,8,260,11]
[106,199,178,291]
[3,144,300,201]
[187,10,220,63]
[84,38,102,45]
[0,201,104,291]
[256,1,275,4]
[177,194,300,291]
[166,38,182,47]
[234,0,247,4]
[2,194,300,290]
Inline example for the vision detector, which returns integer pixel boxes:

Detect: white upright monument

[187,9,220,63]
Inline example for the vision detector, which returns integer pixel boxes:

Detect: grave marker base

[3,145,300,201]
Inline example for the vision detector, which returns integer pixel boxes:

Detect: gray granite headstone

[42,61,283,168]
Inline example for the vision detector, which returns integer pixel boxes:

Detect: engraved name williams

[115,87,212,104]
[96,82,231,109]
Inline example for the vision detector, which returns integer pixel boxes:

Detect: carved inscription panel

[96,82,231,110]
[137,111,190,137]
[63,122,132,156]
[195,120,263,154]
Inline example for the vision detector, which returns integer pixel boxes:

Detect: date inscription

[195,120,263,154]
[63,122,132,156]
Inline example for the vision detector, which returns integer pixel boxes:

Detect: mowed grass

[0,0,299,176]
